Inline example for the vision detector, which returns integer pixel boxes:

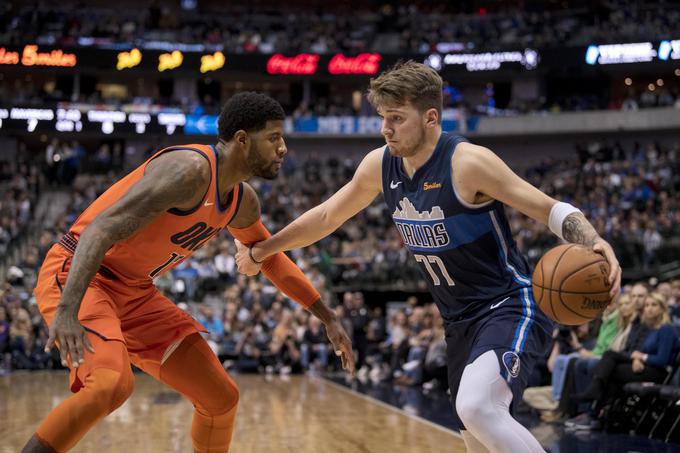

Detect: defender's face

[378,103,427,158]
[248,120,287,179]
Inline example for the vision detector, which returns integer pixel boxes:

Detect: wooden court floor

[1,371,465,453]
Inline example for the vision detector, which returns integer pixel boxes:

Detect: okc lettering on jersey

[170,222,222,251]
[392,197,450,250]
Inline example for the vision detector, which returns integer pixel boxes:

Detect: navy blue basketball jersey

[381,132,533,322]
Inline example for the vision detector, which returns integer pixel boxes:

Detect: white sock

[455,351,545,453]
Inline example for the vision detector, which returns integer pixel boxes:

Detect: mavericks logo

[392,197,450,249]
[502,351,521,378]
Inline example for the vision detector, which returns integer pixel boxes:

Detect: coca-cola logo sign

[328,53,381,74]
[266,53,383,75]
[267,53,320,74]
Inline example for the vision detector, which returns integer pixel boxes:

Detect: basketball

[532,244,612,325]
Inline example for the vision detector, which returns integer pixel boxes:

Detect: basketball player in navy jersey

[234,62,621,452]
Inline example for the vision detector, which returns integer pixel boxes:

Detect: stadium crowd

[1,1,678,53]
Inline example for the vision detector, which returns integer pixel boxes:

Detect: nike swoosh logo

[204,201,214,207]
[390,181,402,189]
[490,297,510,310]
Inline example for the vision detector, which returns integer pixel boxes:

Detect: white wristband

[548,202,581,240]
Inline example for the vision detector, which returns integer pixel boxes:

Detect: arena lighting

[0,109,8,129]
[128,113,151,134]
[200,51,225,73]
[266,53,319,75]
[55,109,82,133]
[584,41,680,64]
[0,48,19,64]
[424,49,539,72]
[328,53,381,74]
[658,40,680,60]
[87,109,126,134]
[0,45,76,67]
[157,112,186,134]
[117,48,142,70]
[158,50,184,72]
[0,105,189,135]
[10,108,54,131]
[586,42,656,64]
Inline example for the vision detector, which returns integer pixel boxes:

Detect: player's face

[247,120,287,179]
[378,102,428,158]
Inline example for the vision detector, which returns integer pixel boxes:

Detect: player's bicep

[492,170,556,225]
[89,156,209,242]
[457,143,556,224]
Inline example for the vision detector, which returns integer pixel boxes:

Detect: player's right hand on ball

[592,238,621,301]
[234,239,263,276]
[45,307,95,368]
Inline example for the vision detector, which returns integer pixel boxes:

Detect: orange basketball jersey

[60,144,242,286]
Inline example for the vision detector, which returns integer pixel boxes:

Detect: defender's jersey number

[149,252,185,278]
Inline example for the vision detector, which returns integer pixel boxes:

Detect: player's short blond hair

[367,60,443,123]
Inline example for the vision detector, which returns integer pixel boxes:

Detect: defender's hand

[234,239,263,276]
[325,319,356,377]
[592,239,621,301]
[45,308,95,368]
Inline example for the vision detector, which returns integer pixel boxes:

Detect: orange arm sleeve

[227,219,321,308]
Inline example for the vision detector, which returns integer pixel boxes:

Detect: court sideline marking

[317,377,463,439]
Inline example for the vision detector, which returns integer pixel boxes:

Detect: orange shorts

[34,244,206,391]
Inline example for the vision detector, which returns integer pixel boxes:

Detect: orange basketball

[532,244,612,325]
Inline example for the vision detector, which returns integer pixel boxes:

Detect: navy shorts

[444,289,553,430]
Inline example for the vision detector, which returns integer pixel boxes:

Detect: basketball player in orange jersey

[23,92,355,453]
[235,62,621,452]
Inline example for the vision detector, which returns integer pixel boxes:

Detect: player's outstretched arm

[452,142,621,299]
[46,151,209,368]
[244,148,383,269]
[227,183,356,375]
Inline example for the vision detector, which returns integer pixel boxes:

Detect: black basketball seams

[556,288,600,321]
[558,259,609,292]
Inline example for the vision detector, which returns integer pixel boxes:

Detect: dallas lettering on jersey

[170,222,222,251]
[392,197,450,250]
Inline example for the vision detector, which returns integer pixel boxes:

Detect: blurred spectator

[300,316,328,371]
[3,1,678,55]
[568,292,680,430]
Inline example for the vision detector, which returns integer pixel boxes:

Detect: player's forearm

[307,299,337,325]
[562,212,600,247]
[256,205,341,259]
[58,224,114,313]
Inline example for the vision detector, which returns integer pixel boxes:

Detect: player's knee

[200,376,239,416]
[217,377,239,414]
[455,392,493,429]
[83,368,134,415]
[111,368,135,410]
